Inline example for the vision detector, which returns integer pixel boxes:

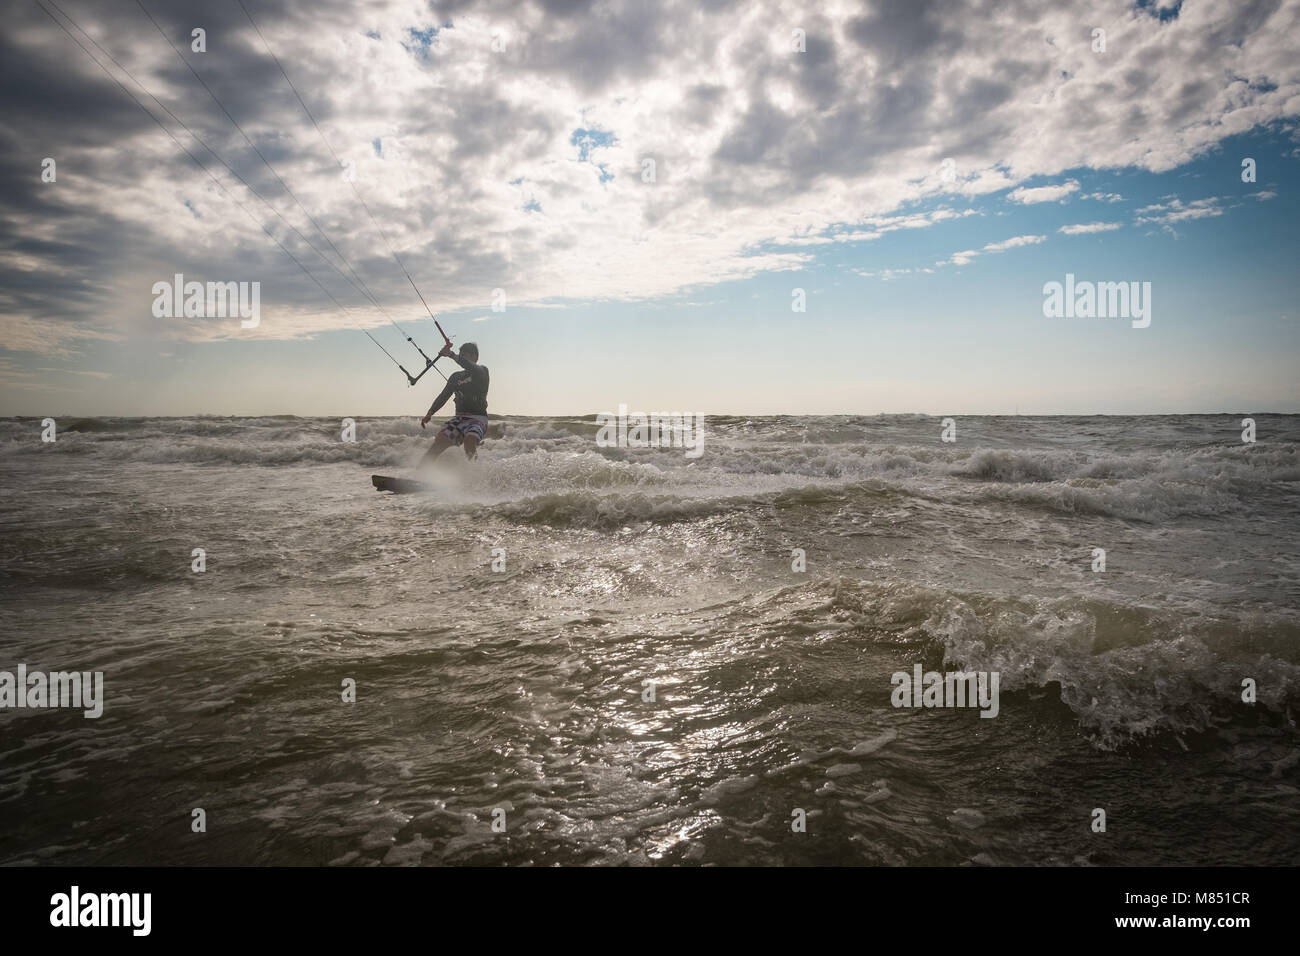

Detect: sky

[0,0,1297,417]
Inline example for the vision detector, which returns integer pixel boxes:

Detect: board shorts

[438,415,488,445]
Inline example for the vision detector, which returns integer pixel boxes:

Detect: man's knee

[423,434,451,460]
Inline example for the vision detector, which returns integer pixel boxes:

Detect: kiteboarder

[420,342,489,464]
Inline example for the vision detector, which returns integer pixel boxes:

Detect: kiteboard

[371,475,433,494]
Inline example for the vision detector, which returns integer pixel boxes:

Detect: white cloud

[812,208,977,245]
[1007,181,1080,204]
[854,267,927,280]
[1059,222,1123,234]
[938,234,1045,267]
[1135,197,1224,225]
[982,234,1047,253]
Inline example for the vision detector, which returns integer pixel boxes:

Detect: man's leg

[462,433,479,460]
[419,433,453,469]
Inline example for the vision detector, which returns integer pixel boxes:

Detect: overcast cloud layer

[1,0,1298,356]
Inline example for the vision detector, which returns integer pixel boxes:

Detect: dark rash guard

[431,363,489,416]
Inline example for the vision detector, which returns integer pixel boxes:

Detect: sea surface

[0,413,1297,866]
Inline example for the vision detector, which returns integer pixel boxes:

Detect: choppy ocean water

[0,413,1296,865]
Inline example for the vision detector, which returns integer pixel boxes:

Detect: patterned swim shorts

[438,415,488,445]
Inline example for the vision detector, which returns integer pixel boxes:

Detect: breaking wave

[801,578,1300,751]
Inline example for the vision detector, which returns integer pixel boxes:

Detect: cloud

[1081,191,1125,203]
[1058,221,1123,234]
[779,207,977,246]
[982,234,1047,253]
[1134,196,1225,225]
[940,250,980,266]
[1,0,1298,355]
[33,367,111,379]
[937,234,1045,267]
[853,266,934,280]
[0,314,122,356]
[1006,180,1081,204]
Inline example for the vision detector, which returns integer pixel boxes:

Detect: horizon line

[4,410,1297,420]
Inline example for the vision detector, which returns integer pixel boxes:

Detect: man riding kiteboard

[420,340,488,465]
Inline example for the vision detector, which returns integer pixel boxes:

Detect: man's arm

[421,379,456,428]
